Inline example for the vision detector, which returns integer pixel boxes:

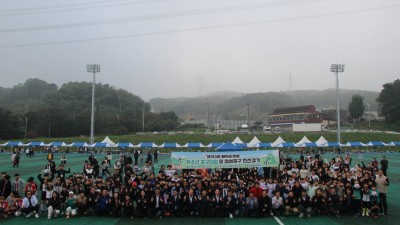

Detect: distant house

[268,105,322,132]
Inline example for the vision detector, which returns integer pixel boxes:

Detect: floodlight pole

[330,64,345,143]
[87,64,101,144]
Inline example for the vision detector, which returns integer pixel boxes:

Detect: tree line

[0,79,179,140]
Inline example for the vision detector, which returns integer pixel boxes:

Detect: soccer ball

[15,211,21,216]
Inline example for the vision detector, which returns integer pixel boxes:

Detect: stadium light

[87,64,101,144]
[330,64,345,143]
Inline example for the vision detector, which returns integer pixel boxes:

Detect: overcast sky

[0,0,399,100]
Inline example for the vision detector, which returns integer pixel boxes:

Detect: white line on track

[273,216,285,225]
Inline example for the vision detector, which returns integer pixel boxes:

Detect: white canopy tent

[271,136,286,147]
[296,136,312,147]
[232,136,244,144]
[247,136,261,148]
[315,136,328,147]
[101,136,116,146]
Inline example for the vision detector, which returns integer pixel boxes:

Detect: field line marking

[273,216,285,225]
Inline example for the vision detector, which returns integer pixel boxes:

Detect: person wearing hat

[20,191,39,218]
[65,191,77,218]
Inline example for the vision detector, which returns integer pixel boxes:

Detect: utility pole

[366,103,371,132]
[247,103,250,127]
[142,105,145,132]
[24,117,28,139]
[206,103,210,130]
[87,64,101,144]
[330,64,345,143]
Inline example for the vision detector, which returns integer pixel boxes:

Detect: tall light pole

[87,64,101,144]
[330,64,345,143]
[41,115,51,138]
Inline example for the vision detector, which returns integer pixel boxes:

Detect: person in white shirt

[20,191,39,218]
[271,191,284,217]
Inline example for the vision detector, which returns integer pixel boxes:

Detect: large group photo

[2,0,400,225]
[0,134,398,225]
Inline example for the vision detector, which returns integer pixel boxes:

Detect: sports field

[0,151,399,225]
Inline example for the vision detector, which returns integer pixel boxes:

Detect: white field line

[273,216,285,225]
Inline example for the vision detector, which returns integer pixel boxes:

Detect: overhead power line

[1,3,399,48]
[0,0,170,16]
[0,0,331,33]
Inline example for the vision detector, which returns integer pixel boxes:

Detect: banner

[171,150,279,169]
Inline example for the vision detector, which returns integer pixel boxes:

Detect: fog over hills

[150,89,379,120]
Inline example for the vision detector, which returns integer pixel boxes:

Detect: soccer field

[0,151,399,225]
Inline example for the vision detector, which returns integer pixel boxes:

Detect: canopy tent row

[1,136,399,148]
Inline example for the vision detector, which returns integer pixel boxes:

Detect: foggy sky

[0,0,399,100]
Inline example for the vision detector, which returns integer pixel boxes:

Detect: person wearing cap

[65,191,77,218]
[20,191,39,218]
[12,173,25,197]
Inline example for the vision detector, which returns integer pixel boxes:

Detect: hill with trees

[0,79,179,139]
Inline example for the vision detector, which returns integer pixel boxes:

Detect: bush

[114,126,128,135]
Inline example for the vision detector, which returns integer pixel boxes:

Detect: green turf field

[0,152,399,225]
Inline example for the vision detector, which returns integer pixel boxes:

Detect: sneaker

[26,212,34,218]
[299,213,304,218]
[35,213,39,218]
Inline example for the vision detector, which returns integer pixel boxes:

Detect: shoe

[299,213,304,218]
[336,214,340,218]
[35,213,39,218]
[307,214,311,218]
[230,214,233,219]
[26,212,34,218]
[366,211,370,217]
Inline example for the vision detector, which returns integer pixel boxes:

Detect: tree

[377,79,400,127]
[348,94,365,122]
[0,108,24,139]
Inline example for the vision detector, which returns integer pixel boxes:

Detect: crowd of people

[0,149,390,221]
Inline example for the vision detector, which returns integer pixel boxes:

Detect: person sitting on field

[20,191,39,218]
[285,191,299,216]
